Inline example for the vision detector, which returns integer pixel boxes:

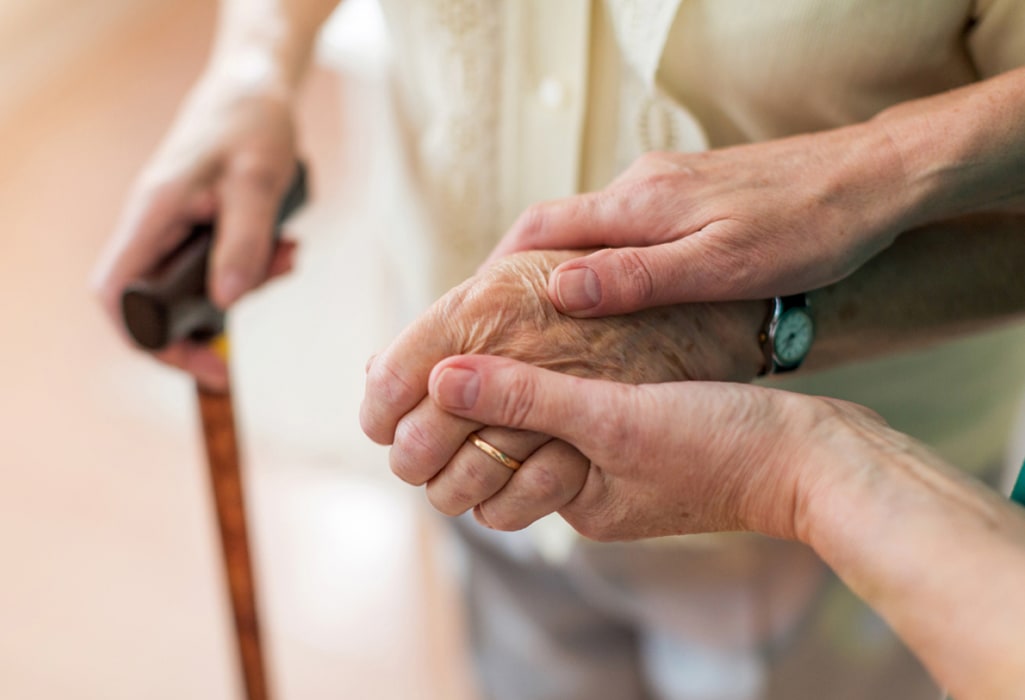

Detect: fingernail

[436,367,480,410]
[555,267,601,311]
[216,271,247,309]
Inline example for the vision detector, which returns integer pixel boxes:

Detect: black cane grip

[120,161,308,351]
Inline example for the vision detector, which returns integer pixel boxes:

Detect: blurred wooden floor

[0,1,473,698]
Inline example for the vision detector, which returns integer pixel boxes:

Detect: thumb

[547,221,756,316]
[428,355,627,449]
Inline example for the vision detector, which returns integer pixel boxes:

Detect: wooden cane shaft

[197,384,271,700]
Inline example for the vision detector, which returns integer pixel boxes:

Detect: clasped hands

[360,249,854,541]
[362,131,913,541]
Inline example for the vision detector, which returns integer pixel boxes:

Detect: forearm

[207,0,340,95]
[798,422,1025,699]
[805,213,1025,371]
[874,66,1025,226]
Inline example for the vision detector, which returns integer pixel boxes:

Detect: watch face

[773,308,815,367]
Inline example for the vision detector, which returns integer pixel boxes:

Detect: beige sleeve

[969,0,1025,75]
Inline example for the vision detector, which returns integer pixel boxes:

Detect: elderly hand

[91,74,300,390]
[361,250,765,528]
[426,353,865,540]
[488,124,911,317]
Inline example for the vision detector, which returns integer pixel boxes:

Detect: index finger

[360,311,461,445]
[208,158,293,309]
[483,192,607,264]
[484,181,688,267]
[91,171,216,324]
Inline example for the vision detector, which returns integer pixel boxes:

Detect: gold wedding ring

[467,432,522,471]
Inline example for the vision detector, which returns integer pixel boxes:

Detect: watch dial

[774,309,814,366]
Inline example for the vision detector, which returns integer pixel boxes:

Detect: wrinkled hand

[361,250,765,528]
[488,125,911,316]
[428,354,878,541]
[91,75,300,389]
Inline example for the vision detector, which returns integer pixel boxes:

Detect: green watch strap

[1011,458,1025,508]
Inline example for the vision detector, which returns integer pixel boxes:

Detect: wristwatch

[759,294,814,376]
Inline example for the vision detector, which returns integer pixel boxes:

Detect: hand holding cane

[119,164,308,700]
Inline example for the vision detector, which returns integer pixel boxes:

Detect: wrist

[791,406,945,565]
[204,44,299,102]
[207,19,318,99]
[730,392,844,541]
[870,104,961,228]
[804,120,919,251]
[870,72,1025,225]
[788,405,892,551]
[793,405,1025,699]
[675,299,767,382]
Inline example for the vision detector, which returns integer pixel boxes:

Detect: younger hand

[489,125,910,316]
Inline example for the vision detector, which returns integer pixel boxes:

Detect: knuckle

[573,191,609,225]
[365,359,417,414]
[389,419,438,485]
[434,283,474,327]
[629,151,683,182]
[481,507,530,532]
[635,150,669,171]
[228,155,282,193]
[512,202,549,243]
[612,176,653,204]
[631,151,664,170]
[427,454,503,516]
[611,248,657,306]
[460,454,502,493]
[425,483,467,517]
[518,463,564,503]
[389,450,424,486]
[496,372,536,428]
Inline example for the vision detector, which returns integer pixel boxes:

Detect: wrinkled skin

[361,250,765,528]
[430,251,763,384]
[427,354,857,541]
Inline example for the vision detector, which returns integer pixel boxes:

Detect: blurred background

[0,0,475,697]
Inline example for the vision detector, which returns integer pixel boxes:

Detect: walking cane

[119,165,308,700]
